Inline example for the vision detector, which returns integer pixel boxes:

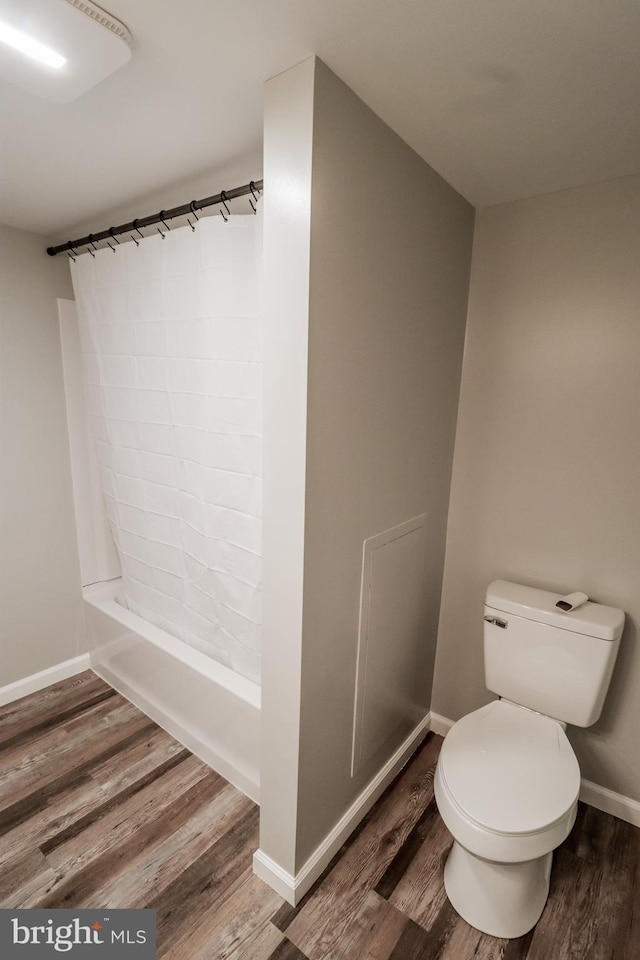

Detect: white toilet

[435,579,625,939]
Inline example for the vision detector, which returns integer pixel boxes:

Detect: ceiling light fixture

[0,19,66,69]
[0,0,131,102]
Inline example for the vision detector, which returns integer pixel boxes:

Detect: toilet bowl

[434,699,580,937]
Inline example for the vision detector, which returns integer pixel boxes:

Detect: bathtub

[83,578,260,802]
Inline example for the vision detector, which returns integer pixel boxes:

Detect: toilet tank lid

[486,580,625,641]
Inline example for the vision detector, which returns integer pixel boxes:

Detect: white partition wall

[256,58,474,902]
[256,56,315,887]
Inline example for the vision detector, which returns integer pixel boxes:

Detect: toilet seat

[435,700,580,863]
[440,700,580,833]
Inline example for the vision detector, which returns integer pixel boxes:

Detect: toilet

[434,579,625,938]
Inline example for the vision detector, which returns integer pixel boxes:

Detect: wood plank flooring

[1,670,638,959]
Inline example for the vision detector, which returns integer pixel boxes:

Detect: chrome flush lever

[484,615,508,628]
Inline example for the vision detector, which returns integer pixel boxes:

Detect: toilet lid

[439,700,580,835]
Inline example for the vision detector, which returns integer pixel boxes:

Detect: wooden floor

[1,672,639,959]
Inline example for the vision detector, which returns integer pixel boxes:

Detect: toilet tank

[484,580,625,727]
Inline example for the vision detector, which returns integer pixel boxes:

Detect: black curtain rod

[46,179,263,257]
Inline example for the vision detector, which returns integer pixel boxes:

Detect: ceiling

[1,0,639,236]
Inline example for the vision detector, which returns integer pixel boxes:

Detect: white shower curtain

[71,210,262,683]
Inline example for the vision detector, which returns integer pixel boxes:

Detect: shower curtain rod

[46,179,264,257]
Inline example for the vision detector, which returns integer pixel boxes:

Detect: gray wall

[433,172,640,801]
[0,225,82,683]
[296,61,475,866]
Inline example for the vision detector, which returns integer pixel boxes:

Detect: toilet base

[443,841,553,939]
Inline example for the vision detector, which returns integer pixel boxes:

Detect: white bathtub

[83,578,261,802]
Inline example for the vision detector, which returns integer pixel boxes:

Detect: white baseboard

[429,711,455,737]
[579,778,640,828]
[430,711,640,829]
[253,712,432,904]
[0,654,92,708]
[252,850,297,903]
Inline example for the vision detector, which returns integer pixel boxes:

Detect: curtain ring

[219,191,230,222]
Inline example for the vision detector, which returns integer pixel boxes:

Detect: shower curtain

[71,209,262,683]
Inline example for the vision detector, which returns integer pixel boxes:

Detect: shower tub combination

[82,577,261,801]
[58,208,263,802]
